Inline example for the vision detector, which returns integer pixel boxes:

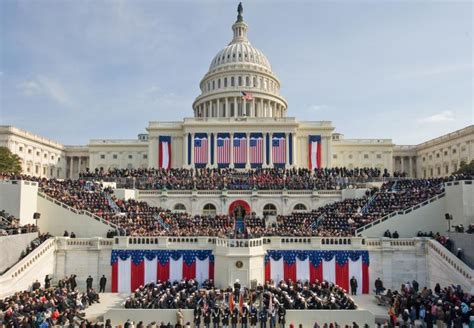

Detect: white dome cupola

[192,3,287,119]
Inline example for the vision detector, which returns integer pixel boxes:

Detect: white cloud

[18,76,72,106]
[307,104,328,112]
[418,110,455,123]
[393,64,473,80]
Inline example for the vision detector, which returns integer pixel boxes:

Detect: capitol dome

[192,4,287,119]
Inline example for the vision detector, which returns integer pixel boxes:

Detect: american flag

[233,135,247,165]
[217,135,230,165]
[272,136,286,164]
[250,135,263,165]
[194,136,208,164]
[241,91,253,100]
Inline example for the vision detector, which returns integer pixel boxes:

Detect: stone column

[292,134,296,167]
[230,132,234,168]
[217,99,220,118]
[183,133,188,168]
[243,98,247,116]
[269,134,273,168]
[213,134,217,168]
[69,156,74,179]
[246,132,251,169]
[234,97,238,117]
[225,98,229,118]
[191,133,195,168]
[400,157,405,174]
[252,99,256,117]
[207,134,212,167]
[285,133,290,168]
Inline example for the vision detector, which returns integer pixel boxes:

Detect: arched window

[231,77,235,87]
[203,203,217,216]
[238,76,242,86]
[246,76,250,86]
[293,203,307,212]
[174,203,186,212]
[263,204,277,217]
[224,78,228,87]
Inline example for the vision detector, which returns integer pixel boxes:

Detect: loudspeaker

[33,212,41,220]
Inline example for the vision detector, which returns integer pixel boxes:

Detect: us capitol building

[1,5,473,179]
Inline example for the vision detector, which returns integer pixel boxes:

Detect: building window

[174,203,186,212]
[444,151,448,156]
[445,166,449,174]
[452,149,457,154]
[19,146,23,152]
[43,167,46,175]
[436,153,440,158]
[263,204,277,217]
[246,76,250,86]
[461,146,466,152]
[224,78,228,87]
[231,77,235,87]
[333,154,338,159]
[238,76,242,86]
[35,165,39,174]
[58,158,61,162]
[293,203,307,212]
[364,154,369,159]
[212,80,215,90]
[203,203,217,216]
[143,154,148,159]
[422,157,426,162]
[128,155,133,159]
[113,154,118,159]
[453,163,457,171]
[51,155,54,160]
[218,79,221,88]
[100,155,105,159]
[437,167,441,175]
[348,154,353,159]
[36,151,40,156]
[376,154,382,159]
[44,154,47,158]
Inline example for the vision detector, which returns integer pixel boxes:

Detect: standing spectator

[44,274,52,289]
[375,278,384,295]
[350,276,358,295]
[99,274,107,292]
[86,275,93,290]
[278,305,286,328]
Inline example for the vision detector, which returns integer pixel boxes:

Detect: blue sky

[1,0,472,145]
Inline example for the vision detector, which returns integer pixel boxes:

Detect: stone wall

[0,232,38,273]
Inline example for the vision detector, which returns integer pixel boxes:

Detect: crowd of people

[122,278,356,328]
[377,281,473,327]
[0,275,100,326]
[80,167,388,190]
[0,210,38,237]
[0,173,448,238]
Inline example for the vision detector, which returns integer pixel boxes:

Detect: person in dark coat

[350,276,358,295]
[203,307,211,328]
[70,274,77,290]
[231,307,239,328]
[32,280,41,291]
[44,275,52,289]
[86,275,93,290]
[211,305,221,328]
[250,304,258,328]
[99,275,107,293]
[222,306,230,328]
[277,305,286,328]
[259,306,268,328]
[194,306,202,328]
[241,303,249,328]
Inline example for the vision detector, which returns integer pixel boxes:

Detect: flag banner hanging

[111,250,214,293]
[194,133,208,167]
[308,135,322,170]
[217,133,231,167]
[264,250,369,294]
[233,132,247,168]
[272,133,286,167]
[250,133,263,168]
[159,136,172,169]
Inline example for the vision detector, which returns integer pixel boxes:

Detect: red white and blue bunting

[264,250,369,294]
[111,250,214,293]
